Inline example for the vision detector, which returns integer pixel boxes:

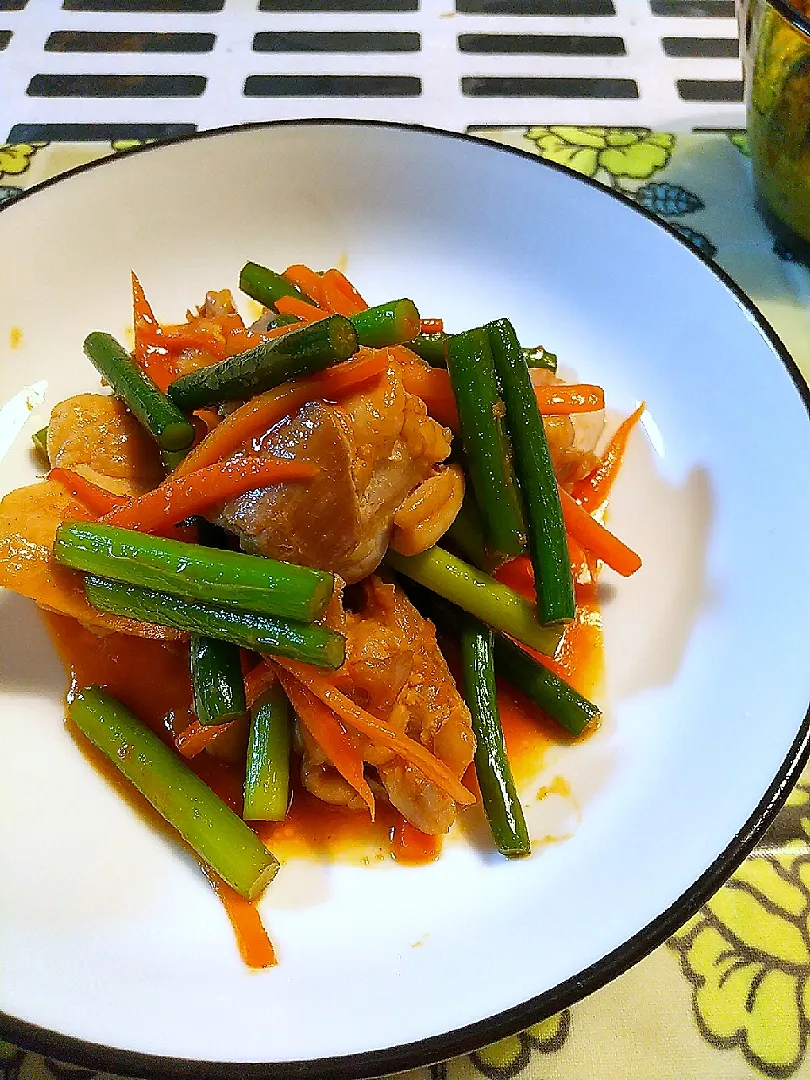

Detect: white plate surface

[1,122,809,1076]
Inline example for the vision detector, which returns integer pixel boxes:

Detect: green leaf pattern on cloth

[670,847,810,1076]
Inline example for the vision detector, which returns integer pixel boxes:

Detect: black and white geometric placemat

[0,0,743,144]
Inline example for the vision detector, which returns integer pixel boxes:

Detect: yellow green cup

[740,0,810,261]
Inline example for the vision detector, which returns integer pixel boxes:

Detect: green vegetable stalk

[69,686,279,900]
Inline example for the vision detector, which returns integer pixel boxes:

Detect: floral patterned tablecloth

[2,127,810,1080]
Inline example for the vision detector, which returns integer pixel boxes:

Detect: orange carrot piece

[218,329,261,357]
[315,350,388,394]
[203,869,277,968]
[558,486,642,577]
[531,378,606,415]
[319,275,357,317]
[175,384,315,477]
[274,295,327,323]
[132,270,159,338]
[328,268,367,310]
[175,717,231,758]
[320,268,367,316]
[496,542,589,600]
[132,271,160,365]
[173,351,389,476]
[494,554,535,601]
[132,271,177,391]
[195,409,222,433]
[244,662,278,710]
[404,366,604,428]
[572,402,646,511]
[102,457,318,534]
[420,319,443,334]
[567,533,590,581]
[277,670,375,817]
[283,264,325,307]
[275,659,476,807]
[262,319,307,340]
[401,366,459,430]
[141,325,228,358]
[403,365,604,432]
[391,817,441,863]
[49,468,130,517]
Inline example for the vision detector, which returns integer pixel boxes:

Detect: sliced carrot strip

[132,270,159,338]
[320,269,367,316]
[558,486,641,577]
[420,319,443,334]
[173,351,389,476]
[275,659,476,807]
[567,533,590,581]
[195,409,222,433]
[132,271,177,392]
[497,540,588,602]
[143,324,226,353]
[404,367,605,429]
[283,264,325,307]
[391,817,442,862]
[102,457,318,534]
[315,350,388,395]
[531,377,606,415]
[274,295,327,323]
[49,468,130,517]
[175,717,232,758]
[277,670,375,817]
[401,366,459,430]
[328,268,367,310]
[572,402,645,512]
[244,662,278,709]
[263,319,305,339]
[202,869,277,968]
[218,326,267,357]
[493,554,535,601]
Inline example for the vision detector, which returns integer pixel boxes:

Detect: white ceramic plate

[1,122,809,1079]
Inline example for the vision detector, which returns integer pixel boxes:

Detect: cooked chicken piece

[0,480,177,639]
[390,464,464,557]
[297,575,475,834]
[298,721,369,811]
[532,370,604,487]
[47,393,164,497]
[219,401,360,572]
[0,393,175,637]
[218,363,453,583]
[195,289,238,319]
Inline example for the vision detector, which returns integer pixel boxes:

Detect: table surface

[4,5,810,1080]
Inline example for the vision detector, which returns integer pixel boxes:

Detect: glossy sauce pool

[43,585,602,967]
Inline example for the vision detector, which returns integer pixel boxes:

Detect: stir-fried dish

[0,262,642,966]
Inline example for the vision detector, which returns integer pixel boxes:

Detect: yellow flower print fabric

[670,845,810,1076]
[0,143,47,179]
[524,127,674,182]
[469,1013,570,1079]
